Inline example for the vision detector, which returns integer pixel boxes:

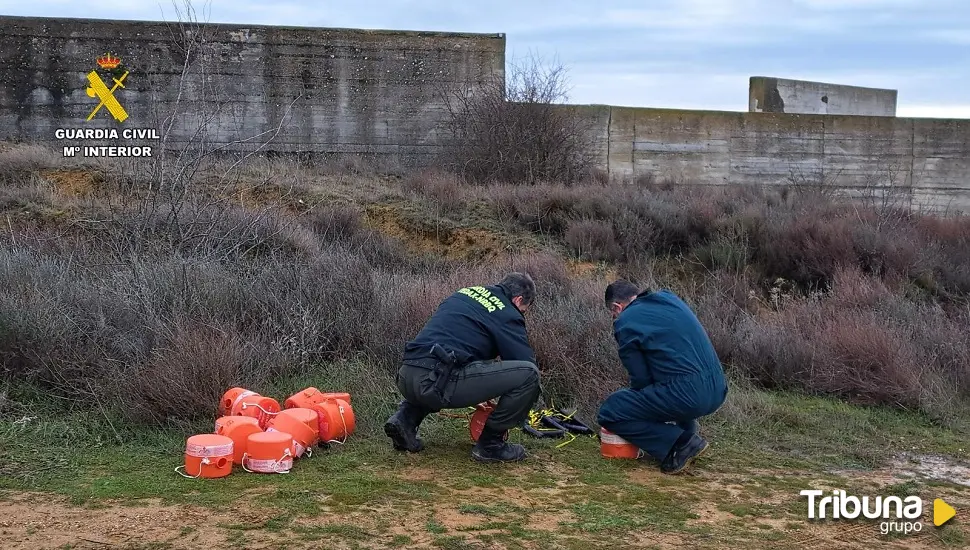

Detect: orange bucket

[278,408,319,436]
[230,392,281,429]
[284,387,325,409]
[313,398,356,443]
[321,392,351,404]
[178,434,233,479]
[215,416,262,464]
[469,400,496,442]
[267,409,318,458]
[600,428,642,459]
[242,431,294,474]
[219,387,250,416]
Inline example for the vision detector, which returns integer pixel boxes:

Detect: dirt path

[2,457,966,550]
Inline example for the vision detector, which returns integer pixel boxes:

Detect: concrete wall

[575,106,970,212]
[0,15,504,164]
[750,77,897,117]
[1,16,967,209]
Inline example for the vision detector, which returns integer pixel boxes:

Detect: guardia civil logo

[53,53,159,158]
[85,52,129,122]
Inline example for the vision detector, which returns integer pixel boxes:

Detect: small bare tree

[436,53,597,185]
[96,0,304,263]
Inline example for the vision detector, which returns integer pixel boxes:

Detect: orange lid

[216,415,259,429]
[268,413,316,442]
[321,392,351,402]
[185,434,234,457]
[248,430,292,445]
[279,407,318,426]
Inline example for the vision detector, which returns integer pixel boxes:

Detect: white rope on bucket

[241,402,280,417]
[175,457,209,479]
[241,449,292,474]
[273,449,293,473]
[230,390,257,412]
[321,403,349,446]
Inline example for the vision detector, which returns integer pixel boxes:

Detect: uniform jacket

[613,289,724,389]
[403,284,536,365]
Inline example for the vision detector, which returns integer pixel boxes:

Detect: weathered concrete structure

[573,105,970,211]
[749,76,897,117]
[0,15,968,209]
[0,15,504,164]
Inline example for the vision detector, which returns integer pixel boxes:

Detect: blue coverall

[597,289,728,461]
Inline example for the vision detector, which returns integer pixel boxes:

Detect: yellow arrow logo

[934,499,956,527]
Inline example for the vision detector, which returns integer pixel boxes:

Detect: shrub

[436,54,597,185]
[121,321,259,426]
[637,197,715,254]
[3,142,970,428]
[753,212,857,290]
[0,144,61,185]
[850,223,919,279]
[401,169,467,217]
[528,279,618,409]
[509,252,572,291]
[564,219,621,262]
[306,203,365,243]
[611,208,657,264]
[694,232,751,273]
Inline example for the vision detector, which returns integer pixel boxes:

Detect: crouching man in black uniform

[384,272,541,463]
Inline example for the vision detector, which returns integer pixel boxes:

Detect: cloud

[0,0,966,117]
[924,30,970,44]
[792,0,925,9]
[897,105,970,119]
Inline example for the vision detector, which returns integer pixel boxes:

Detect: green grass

[427,519,447,534]
[1,377,968,548]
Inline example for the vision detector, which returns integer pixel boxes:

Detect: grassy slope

[2,363,969,549]
[0,157,968,549]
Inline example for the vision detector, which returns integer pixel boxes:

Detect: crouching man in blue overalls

[597,280,728,474]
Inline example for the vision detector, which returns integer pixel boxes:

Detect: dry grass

[0,144,969,429]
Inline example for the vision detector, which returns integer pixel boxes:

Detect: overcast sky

[2,0,968,117]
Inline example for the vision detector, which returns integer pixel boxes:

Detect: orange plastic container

[230,392,281,429]
[600,428,642,459]
[243,431,294,474]
[214,416,262,464]
[179,434,233,478]
[284,387,325,409]
[321,392,351,404]
[469,401,496,442]
[313,398,356,443]
[267,409,318,458]
[278,408,319,436]
[219,387,250,416]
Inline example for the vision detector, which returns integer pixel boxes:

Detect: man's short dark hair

[605,279,639,305]
[498,272,536,305]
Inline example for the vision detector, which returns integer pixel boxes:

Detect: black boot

[660,433,709,474]
[384,400,429,452]
[471,427,526,463]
